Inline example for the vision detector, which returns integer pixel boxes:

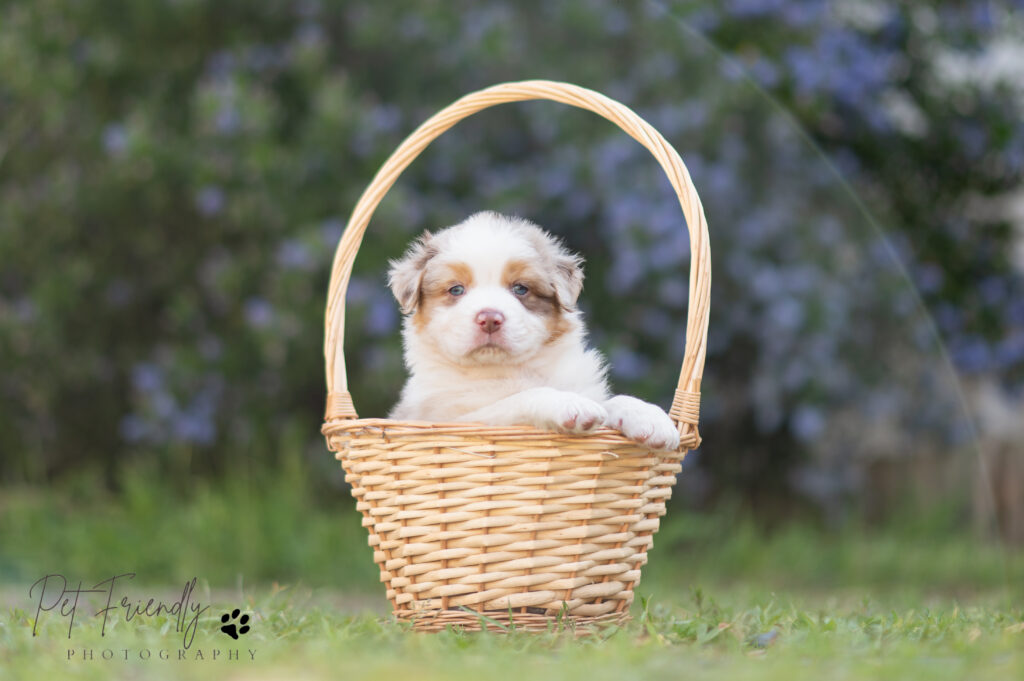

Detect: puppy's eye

[511,283,529,297]
[448,285,465,297]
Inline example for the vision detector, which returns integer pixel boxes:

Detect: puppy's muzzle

[475,308,505,334]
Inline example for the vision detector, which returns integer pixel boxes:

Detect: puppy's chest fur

[394,374,541,422]
[392,328,609,421]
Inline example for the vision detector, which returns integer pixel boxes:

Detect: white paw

[603,396,680,451]
[548,395,607,434]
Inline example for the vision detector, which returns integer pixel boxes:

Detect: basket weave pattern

[322,81,711,632]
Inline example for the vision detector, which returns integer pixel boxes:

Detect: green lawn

[2,469,1022,680]
[5,583,1022,681]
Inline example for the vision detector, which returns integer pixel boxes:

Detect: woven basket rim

[322,417,695,454]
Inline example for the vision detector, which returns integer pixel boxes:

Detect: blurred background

[1,0,1022,596]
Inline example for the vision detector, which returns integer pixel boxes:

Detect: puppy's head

[388,212,584,365]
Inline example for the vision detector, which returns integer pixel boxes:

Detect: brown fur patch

[445,263,475,289]
[413,261,475,331]
[501,260,555,298]
[543,307,574,344]
[502,259,571,342]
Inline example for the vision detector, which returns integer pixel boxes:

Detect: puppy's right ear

[387,231,437,314]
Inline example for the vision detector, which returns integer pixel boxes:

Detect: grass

[1,467,1023,679]
[4,583,1022,680]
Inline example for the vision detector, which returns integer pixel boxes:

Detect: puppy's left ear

[387,231,437,314]
[552,251,585,309]
[527,227,585,309]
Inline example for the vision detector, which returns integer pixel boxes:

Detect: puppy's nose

[475,309,504,334]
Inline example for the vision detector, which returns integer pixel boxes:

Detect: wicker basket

[321,80,711,633]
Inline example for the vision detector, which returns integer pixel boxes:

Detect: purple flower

[768,298,804,331]
[205,50,236,79]
[244,297,275,329]
[640,309,673,336]
[366,297,398,336]
[119,415,150,443]
[244,45,280,72]
[131,363,164,393]
[781,0,825,28]
[952,336,992,372]
[102,124,128,156]
[725,0,784,19]
[295,22,325,48]
[933,302,962,334]
[609,347,650,381]
[917,264,944,294]
[215,107,241,135]
[172,413,216,446]
[604,7,630,34]
[785,47,829,96]
[195,186,225,217]
[320,218,344,247]
[995,333,1024,367]
[346,277,374,305]
[658,278,689,307]
[608,247,644,291]
[370,104,402,134]
[151,392,177,420]
[276,239,315,271]
[978,276,1007,306]
[750,58,780,87]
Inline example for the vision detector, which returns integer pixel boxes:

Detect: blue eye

[448,285,465,296]
[511,283,529,296]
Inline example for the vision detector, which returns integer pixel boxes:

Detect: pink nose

[476,309,505,334]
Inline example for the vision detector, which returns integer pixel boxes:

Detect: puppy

[387,211,680,451]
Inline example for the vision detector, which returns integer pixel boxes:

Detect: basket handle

[324,80,711,438]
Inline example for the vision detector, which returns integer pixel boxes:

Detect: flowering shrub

[1,0,1020,516]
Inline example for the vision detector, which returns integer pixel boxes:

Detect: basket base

[397,608,629,634]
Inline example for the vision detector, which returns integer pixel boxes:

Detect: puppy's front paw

[550,395,607,434]
[604,395,680,451]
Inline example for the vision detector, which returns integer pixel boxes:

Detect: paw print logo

[219,609,251,640]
